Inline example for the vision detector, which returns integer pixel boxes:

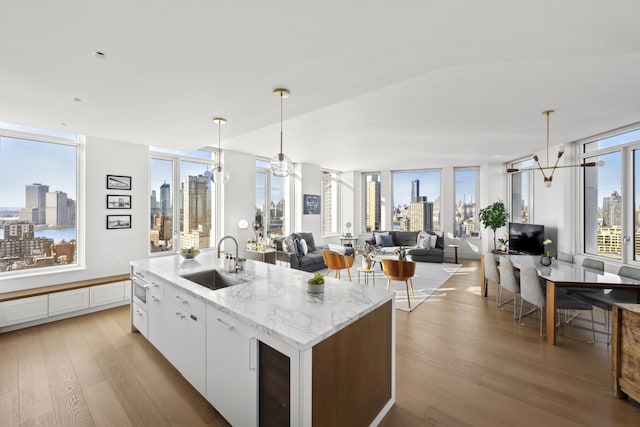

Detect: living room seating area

[365,230,445,263]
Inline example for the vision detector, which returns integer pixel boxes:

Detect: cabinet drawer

[49,288,90,316]
[165,284,205,319]
[0,295,48,327]
[90,282,125,307]
[132,302,148,338]
[148,277,165,297]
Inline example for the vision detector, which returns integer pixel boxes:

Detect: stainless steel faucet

[217,235,239,272]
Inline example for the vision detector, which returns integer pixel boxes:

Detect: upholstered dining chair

[582,258,604,272]
[483,253,500,299]
[557,252,574,263]
[498,256,520,318]
[519,265,595,341]
[322,251,354,281]
[571,265,640,344]
[381,259,416,309]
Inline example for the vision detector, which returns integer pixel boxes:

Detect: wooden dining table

[496,255,640,344]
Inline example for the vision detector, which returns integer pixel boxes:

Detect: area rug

[320,260,462,312]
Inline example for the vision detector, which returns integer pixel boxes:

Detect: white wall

[222,150,256,257]
[2,136,149,292]
[479,163,508,254]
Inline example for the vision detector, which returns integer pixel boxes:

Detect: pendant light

[270,88,293,177]
[507,110,604,188]
[212,117,230,184]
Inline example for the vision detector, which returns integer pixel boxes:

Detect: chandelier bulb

[545,180,552,188]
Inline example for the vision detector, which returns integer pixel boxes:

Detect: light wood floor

[1,259,639,426]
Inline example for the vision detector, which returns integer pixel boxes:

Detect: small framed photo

[107,195,131,209]
[106,175,132,190]
[107,215,131,229]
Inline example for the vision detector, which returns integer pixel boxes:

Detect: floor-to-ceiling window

[454,168,479,238]
[322,170,340,236]
[0,123,81,274]
[509,158,534,224]
[581,127,640,262]
[363,172,381,232]
[391,169,441,232]
[149,148,216,254]
[255,159,287,238]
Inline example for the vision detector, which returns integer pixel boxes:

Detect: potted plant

[307,272,325,293]
[479,200,509,250]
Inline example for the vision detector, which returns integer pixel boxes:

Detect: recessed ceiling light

[73,97,83,102]
[93,51,107,59]
[60,123,67,126]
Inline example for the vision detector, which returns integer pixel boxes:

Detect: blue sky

[0,137,77,207]
[392,171,441,206]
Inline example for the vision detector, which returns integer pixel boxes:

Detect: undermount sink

[180,269,248,291]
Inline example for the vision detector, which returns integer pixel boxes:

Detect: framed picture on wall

[107,215,131,229]
[106,194,132,209]
[303,194,321,215]
[106,175,132,190]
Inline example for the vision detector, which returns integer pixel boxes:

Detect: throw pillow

[327,243,346,255]
[380,234,394,247]
[300,238,309,255]
[298,232,316,253]
[374,231,390,245]
[283,235,295,253]
[294,239,305,257]
[428,234,438,249]
[418,235,429,249]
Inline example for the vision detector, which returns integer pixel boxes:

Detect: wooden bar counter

[612,303,640,403]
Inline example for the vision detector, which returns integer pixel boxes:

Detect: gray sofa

[366,230,444,263]
[275,232,354,272]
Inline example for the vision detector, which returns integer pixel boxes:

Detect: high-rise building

[46,191,68,227]
[180,175,211,249]
[408,196,433,231]
[366,176,381,232]
[603,190,622,226]
[150,212,172,252]
[411,179,420,203]
[25,183,49,224]
[160,182,171,214]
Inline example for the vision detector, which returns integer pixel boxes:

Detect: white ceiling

[2,0,640,171]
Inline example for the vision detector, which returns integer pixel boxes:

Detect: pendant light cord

[280,92,284,155]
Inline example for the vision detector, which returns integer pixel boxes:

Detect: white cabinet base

[0,295,48,327]
[49,288,90,316]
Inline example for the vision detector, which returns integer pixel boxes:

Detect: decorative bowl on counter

[180,247,200,259]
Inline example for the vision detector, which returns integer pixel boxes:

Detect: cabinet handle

[175,312,186,319]
[249,337,256,371]
[136,310,144,316]
[216,317,234,330]
[151,295,159,302]
[175,295,188,304]
[152,282,160,288]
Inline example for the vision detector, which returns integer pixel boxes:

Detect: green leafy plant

[307,272,325,285]
[478,200,509,250]
[181,247,200,257]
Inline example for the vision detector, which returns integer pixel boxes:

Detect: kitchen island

[130,251,395,426]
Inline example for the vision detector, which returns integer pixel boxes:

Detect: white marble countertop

[131,251,394,350]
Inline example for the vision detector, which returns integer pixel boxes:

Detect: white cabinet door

[124,280,132,301]
[163,298,206,395]
[147,283,168,357]
[0,295,48,327]
[206,305,258,427]
[132,302,148,338]
[90,282,125,307]
[49,288,90,316]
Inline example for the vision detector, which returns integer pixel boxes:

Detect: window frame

[453,166,480,239]
[0,127,84,277]
[321,170,341,237]
[255,158,289,238]
[148,148,218,256]
[577,123,640,265]
[390,168,442,232]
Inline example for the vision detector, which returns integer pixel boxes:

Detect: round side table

[357,267,376,287]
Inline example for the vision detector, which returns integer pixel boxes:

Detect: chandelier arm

[533,157,548,179]
[508,162,598,173]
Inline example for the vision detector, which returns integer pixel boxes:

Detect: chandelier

[506,110,603,187]
[270,88,293,177]
[211,117,229,184]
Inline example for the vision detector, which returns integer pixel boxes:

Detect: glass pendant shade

[271,88,292,177]
[212,163,229,184]
[211,117,229,184]
[270,152,293,177]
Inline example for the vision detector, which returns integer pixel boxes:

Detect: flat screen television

[508,222,545,255]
